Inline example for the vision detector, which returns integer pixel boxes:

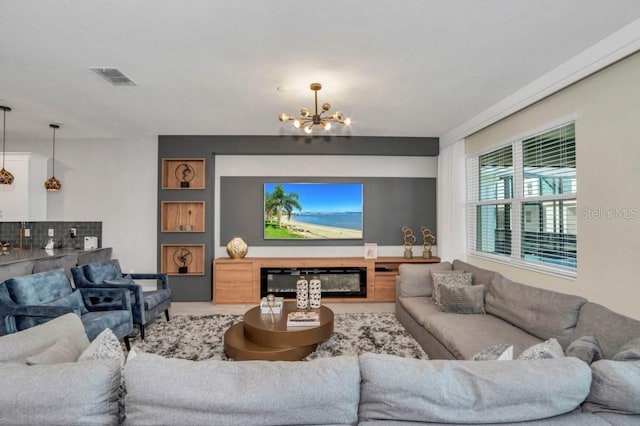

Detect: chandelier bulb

[293,119,301,129]
[304,125,313,134]
[344,117,352,126]
[322,122,331,131]
[300,107,310,117]
[322,102,331,112]
[279,113,289,122]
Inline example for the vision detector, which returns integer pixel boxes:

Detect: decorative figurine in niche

[173,247,193,274]
[420,227,436,259]
[402,226,417,259]
[175,163,195,188]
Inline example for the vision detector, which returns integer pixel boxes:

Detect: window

[467,122,576,273]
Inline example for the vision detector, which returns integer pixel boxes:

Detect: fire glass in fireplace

[260,267,367,299]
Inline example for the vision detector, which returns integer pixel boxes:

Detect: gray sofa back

[453,260,587,348]
[573,302,640,358]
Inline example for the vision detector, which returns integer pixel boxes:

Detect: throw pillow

[436,284,486,314]
[398,262,453,297]
[25,335,84,365]
[517,338,564,360]
[431,271,472,309]
[471,344,513,361]
[104,274,135,286]
[565,335,603,364]
[612,337,640,361]
[78,328,126,423]
[78,328,125,367]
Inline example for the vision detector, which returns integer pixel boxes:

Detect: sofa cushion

[104,274,134,286]
[358,353,591,424]
[566,335,603,364]
[0,359,120,426]
[25,335,84,365]
[0,313,89,363]
[4,269,72,305]
[83,260,122,284]
[485,275,587,348]
[436,283,485,314]
[572,302,640,359]
[124,352,360,426]
[399,297,542,359]
[398,262,452,297]
[583,360,640,415]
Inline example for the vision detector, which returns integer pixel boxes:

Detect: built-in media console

[260,266,367,299]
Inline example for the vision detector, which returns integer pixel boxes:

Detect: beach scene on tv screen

[264,183,363,239]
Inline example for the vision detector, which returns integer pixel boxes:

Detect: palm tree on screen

[265,184,302,227]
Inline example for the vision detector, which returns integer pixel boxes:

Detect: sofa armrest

[12,305,76,319]
[130,273,169,291]
[79,287,132,312]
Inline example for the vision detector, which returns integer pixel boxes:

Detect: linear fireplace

[260,266,367,299]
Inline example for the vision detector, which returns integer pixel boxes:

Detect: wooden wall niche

[161,201,205,232]
[162,158,205,189]
[161,244,205,275]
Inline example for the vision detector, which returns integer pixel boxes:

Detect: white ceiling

[2,0,640,143]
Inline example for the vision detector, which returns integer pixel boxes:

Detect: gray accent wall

[158,135,438,301]
[220,177,436,246]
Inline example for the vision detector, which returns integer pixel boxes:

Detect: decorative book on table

[260,297,284,314]
[287,311,320,327]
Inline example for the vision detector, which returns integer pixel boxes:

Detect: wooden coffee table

[223,302,334,361]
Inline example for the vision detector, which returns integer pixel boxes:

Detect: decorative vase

[226,237,248,259]
[309,276,322,308]
[296,276,309,309]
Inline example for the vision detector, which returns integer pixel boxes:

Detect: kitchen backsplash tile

[0,221,102,249]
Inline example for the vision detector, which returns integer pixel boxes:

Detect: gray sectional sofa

[2,259,640,425]
[396,259,640,361]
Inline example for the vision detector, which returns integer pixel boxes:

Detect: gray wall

[158,135,438,301]
[220,176,436,246]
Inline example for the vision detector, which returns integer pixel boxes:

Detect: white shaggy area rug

[129,312,428,361]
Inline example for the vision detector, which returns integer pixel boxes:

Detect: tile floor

[171,302,396,316]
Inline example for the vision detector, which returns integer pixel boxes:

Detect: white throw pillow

[25,335,84,365]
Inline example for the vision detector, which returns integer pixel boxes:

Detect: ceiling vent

[90,67,137,86]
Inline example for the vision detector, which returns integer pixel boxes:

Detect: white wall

[215,155,438,258]
[463,51,640,319]
[11,136,158,274]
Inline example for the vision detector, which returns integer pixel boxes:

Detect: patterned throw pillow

[431,272,472,310]
[436,284,486,314]
[612,337,640,361]
[471,343,513,361]
[517,338,565,360]
[565,335,603,364]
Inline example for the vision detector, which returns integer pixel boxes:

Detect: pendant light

[0,106,14,185]
[44,123,62,191]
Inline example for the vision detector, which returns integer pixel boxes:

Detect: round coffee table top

[243,302,334,348]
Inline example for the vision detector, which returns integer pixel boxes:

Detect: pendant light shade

[0,106,14,185]
[44,123,62,191]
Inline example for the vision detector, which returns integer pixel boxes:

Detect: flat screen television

[264,182,363,240]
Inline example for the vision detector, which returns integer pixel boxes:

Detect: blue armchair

[71,259,171,340]
[0,268,133,349]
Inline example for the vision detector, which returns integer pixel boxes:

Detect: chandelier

[278,83,351,134]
